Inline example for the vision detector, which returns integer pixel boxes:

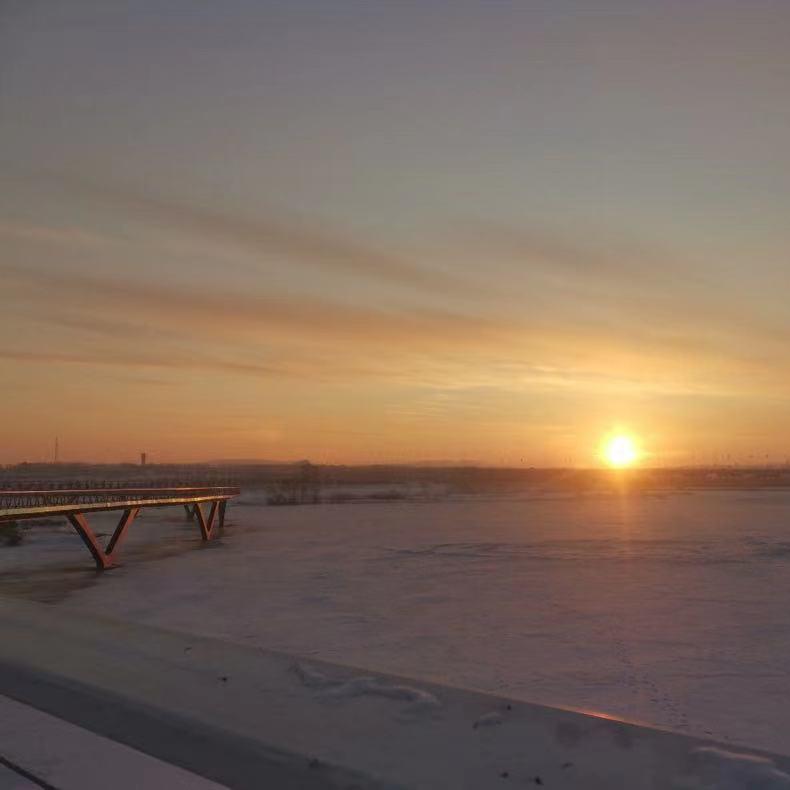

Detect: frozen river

[3,488,790,755]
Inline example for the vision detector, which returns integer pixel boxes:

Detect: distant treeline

[3,461,790,495]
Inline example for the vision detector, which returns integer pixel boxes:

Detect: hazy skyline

[2,1,790,465]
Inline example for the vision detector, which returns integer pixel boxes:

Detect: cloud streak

[0,220,107,248]
[1,262,506,348]
[0,348,286,378]
[44,175,479,297]
[5,258,790,399]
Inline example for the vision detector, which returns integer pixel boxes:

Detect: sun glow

[603,435,639,468]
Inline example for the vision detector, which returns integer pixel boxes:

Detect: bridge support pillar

[194,501,220,541]
[67,508,140,570]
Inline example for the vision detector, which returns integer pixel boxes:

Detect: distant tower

[140,452,147,466]
[54,436,59,463]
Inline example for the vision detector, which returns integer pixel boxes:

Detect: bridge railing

[0,482,240,511]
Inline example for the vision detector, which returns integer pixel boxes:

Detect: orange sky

[2,2,790,466]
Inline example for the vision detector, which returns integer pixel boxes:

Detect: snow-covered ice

[3,488,790,756]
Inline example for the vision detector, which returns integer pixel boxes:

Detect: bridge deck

[0,485,241,570]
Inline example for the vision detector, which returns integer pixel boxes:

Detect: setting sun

[603,435,639,468]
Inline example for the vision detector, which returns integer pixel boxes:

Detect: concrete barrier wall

[0,598,788,789]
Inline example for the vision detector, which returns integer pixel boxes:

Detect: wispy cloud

[5,179,790,405]
[4,258,790,399]
[0,220,107,247]
[44,175,479,297]
[0,262,506,348]
[0,348,288,378]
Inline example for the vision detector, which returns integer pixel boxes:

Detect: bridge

[0,483,241,570]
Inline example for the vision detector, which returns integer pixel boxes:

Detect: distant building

[140,452,147,466]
